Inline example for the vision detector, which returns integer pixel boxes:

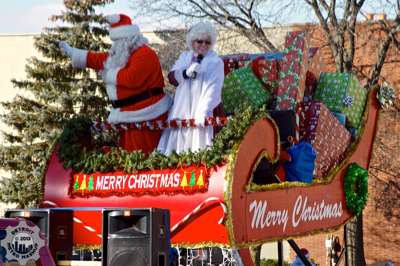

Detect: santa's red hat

[105,14,140,41]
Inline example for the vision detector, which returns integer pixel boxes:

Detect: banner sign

[245,192,348,240]
[249,195,343,233]
[70,166,209,197]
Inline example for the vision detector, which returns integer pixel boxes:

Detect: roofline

[0,19,393,37]
[0,33,40,37]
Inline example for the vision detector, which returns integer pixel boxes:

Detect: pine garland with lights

[0,0,114,207]
[58,106,268,174]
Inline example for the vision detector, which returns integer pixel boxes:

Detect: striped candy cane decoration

[170,197,227,237]
[43,199,226,239]
[42,201,102,238]
[294,104,302,143]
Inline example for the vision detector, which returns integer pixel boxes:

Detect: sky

[0,0,154,34]
[0,0,396,34]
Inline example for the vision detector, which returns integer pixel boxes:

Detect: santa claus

[59,14,172,153]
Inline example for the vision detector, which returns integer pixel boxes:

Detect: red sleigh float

[40,31,379,265]
[41,88,378,263]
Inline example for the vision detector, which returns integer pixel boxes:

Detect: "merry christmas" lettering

[95,173,181,190]
[71,167,207,197]
[249,195,343,232]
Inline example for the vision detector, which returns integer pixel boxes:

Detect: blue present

[284,141,316,183]
[249,52,284,61]
[332,112,346,125]
[348,127,359,138]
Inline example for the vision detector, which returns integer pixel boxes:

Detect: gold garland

[170,241,231,249]
[224,144,240,248]
[73,244,102,250]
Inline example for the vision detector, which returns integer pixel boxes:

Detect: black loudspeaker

[5,208,73,261]
[102,208,170,266]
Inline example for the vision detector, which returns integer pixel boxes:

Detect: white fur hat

[105,14,140,41]
[186,21,217,49]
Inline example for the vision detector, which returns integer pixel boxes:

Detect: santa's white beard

[104,39,132,70]
[102,35,148,81]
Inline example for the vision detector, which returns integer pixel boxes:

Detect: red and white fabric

[157,50,224,155]
[68,14,172,153]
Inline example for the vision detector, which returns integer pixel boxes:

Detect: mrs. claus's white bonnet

[186,21,217,50]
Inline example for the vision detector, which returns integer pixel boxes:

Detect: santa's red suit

[69,14,171,153]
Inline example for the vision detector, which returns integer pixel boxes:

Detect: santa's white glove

[58,41,73,58]
[185,62,202,78]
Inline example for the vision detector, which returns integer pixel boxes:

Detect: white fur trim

[104,68,119,84]
[104,68,120,100]
[71,48,88,69]
[105,84,117,101]
[109,25,140,40]
[106,14,120,24]
[107,94,172,123]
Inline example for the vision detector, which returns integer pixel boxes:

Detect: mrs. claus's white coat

[157,50,224,155]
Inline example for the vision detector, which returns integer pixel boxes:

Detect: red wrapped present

[222,54,250,75]
[299,101,351,179]
[274,31,309,110]
[307,47,326,80]
[303,47,328,101]
[285,31,307,50]
[304,71,318,101]
[251,57,280,82]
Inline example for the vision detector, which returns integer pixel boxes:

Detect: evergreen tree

[0,0,114,207]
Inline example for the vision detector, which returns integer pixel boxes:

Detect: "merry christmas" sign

[70,166,209,197]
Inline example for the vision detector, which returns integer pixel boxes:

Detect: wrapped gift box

[221,54,250,75]
[332,112,346,125]
[269,110,297,149]
[307,47,326,79]
[304,47,328,101]
[251,57,280,84]
[299,101,351,179]
[222,66,271,114]
[314,72,367,128]
[274,31,309,110]
[249,52,284,61]
[304,71,318,102]
[284,141,316,183]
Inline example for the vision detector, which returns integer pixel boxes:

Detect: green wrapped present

[314,72,367,128]
[222,66,271,114]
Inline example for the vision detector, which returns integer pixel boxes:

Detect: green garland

[344,163,368,216]
[57,106,269,173]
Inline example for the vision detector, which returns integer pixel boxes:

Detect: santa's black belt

[110,87,164,108]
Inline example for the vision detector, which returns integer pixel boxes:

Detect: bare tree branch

[368,23,400,87]
[343,0,359,71]
[305,0,341,69]
[131,0,284,51]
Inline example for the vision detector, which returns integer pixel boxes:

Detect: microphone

[197,54,204,63]
[193,54,204,79]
